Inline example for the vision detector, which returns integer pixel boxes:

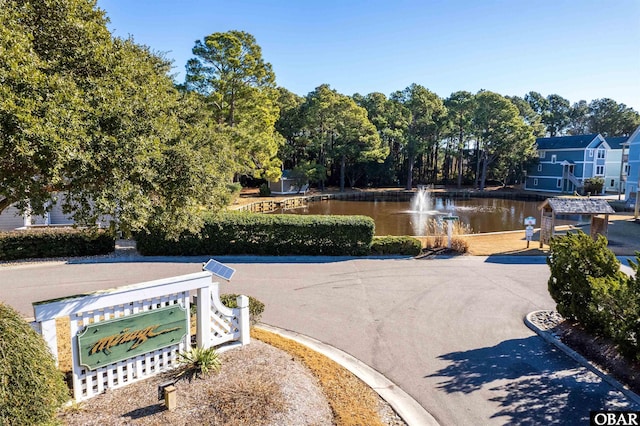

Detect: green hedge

[370,236,422,256]
[136,213,375,256]
[0,228,115,261]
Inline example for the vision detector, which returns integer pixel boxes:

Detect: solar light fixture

[202,259,236,281]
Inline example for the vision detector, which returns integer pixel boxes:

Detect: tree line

[274,87,639,192]
[1,0,639,235]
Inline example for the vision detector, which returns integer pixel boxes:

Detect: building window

[538,151,545,159]
[597,149,605,159]
[588,149,594,157]
[551,155,556,164]
[537,164,542,172]
[625,164,630,174]
[557,179,562,188]
[534,178,538,186]
[611,179,615,187]
[596,165,605,175]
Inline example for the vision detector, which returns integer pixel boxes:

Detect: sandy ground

[234,188,640,257]
[463,214,640,256]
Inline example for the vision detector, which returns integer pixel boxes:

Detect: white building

[0,194,79,231]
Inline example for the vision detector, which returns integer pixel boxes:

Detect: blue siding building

[603,135,630,194]
[624,126,640,202]
[524,134,610,194]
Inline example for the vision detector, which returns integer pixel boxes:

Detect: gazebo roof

[538,197,615,215]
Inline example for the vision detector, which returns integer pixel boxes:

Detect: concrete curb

[524,311,640,406]
[257,324,439,426]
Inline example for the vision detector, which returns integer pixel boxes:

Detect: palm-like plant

[176,346,221,381]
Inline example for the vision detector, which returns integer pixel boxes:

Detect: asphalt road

[1,255,638,425]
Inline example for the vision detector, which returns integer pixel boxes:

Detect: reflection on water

[272,198,588,236]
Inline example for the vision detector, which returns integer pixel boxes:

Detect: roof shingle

[538,197,615,214]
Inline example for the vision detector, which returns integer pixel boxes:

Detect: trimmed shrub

[583,177,604,195]
[548,231,640,360]
[136,213,375,256]
[547,231,621,332]
[370,236,422,256]
[0,303,69,424]
[220,294,265,326]
[0,228,115,261]
[587,255,640,359]
[258,183,271,197]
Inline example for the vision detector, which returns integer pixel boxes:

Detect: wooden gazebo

[538,197,615,247]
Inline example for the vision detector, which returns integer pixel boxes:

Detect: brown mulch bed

[56,329,405,426]
[553,320,640,395]
[58,340,334,426]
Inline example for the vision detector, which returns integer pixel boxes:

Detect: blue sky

[97,0,640,110]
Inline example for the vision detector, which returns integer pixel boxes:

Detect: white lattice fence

[32,271,250,402]
[209,282,249,349]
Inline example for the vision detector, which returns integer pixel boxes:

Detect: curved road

[1,255,638,425]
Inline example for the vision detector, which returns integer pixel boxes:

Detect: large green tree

[355,92,410,186]
[185,30,282,180]
[507,95,545,137]
[474,91,536,190]
[567,100,590,135]
[445,91,476,188]
[543,94,571,137]
[394,84,447,190]
[0,0,111,215]
[331,95,387,190]
[300,85,386,191]
[0,0,234,236]
[275,87,306,169]
[589,98,640,137]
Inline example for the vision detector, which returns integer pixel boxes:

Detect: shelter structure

[538,197,615,247]
[268,170,309,195]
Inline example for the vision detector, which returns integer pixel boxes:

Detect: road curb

[257,324,439,426]
[524,311,640,406]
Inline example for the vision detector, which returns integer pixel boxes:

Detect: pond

[271,190,585,236]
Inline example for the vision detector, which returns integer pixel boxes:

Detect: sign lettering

[78,306,187,370]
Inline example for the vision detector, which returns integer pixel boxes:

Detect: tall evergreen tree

[589,98,640,137]
[445,91,476,188]
[185,30,283,180]
[474,91,536,190]
[394,84,446,190]
[567,100,590,135]
[355,92,410,186]
[544,94,571,137]
[300,85,385,191]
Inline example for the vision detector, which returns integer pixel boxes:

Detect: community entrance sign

[32,264,250,402]
[78,305,187,370]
